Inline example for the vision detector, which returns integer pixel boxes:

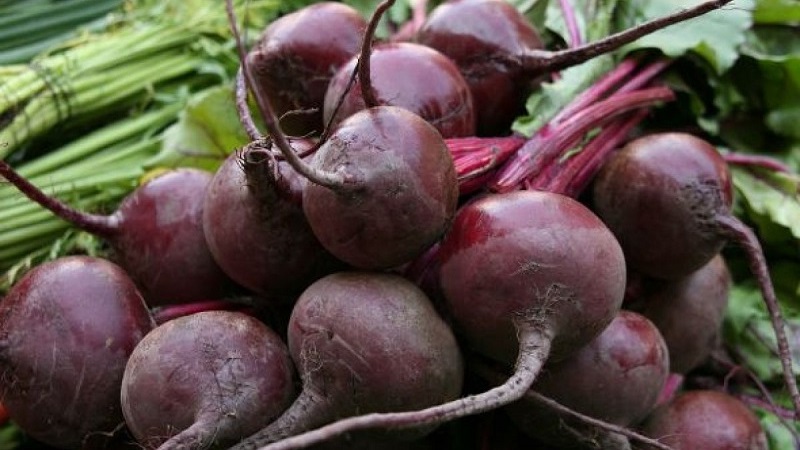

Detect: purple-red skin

[640,390,768,450]
[232,272,464,447]
[247,2,367,136]
[438,190,626,366]
[506,310,669,448]
[323,42,476,138]
[121,311,296,449]
[303,106,459,270]
[203,146,343,300]
[625,254,731,374]
[110,168,233,306]
[416,0,544,135]
[591,132,734,280]
[0,256,154,449]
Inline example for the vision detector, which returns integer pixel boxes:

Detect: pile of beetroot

[0,0,797,449]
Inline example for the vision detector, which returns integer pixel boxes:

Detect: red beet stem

[0,160,118,237]
[358,0,396,108]
[490,86,675,193]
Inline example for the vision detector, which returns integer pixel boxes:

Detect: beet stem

[225,0,353,191]
[716,214,800,419]
[358,0,396,108]
[235,67,262,142]
[0,160,117,237]
[723,153,792,174]
[518,0,734,76]
[490,86,675,192]
[251,322,553,450]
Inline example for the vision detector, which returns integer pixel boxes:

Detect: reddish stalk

[557,0,583,48]
[490,86,675,193]
[723,152,792,174]
[357,0,396,108]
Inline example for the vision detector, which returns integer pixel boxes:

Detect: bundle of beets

[0,0,794,449]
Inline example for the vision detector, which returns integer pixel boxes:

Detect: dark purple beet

[323,42,476,138]
[247,2,367,136]
[591,133,733,280]
[203,143,343,300]
[438,190,626,366]
[505,310,669,449]
[121,311,296,449]
[302,106,459,269]
[232,272,464,449]
[417,0,735,135]
[416,0,543,135]
[0,164,232,306]
[625,254,731,374]
[640,390,768,450]
[0,256,154,449]
[591,132,800,416]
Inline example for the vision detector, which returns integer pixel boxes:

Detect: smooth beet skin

[626,255,731,374]
[506,310,669,448]
[0,256,154,449]
[323,42,476,138]
[438,190,627,365]
[591,132,733,280]
[121,311,296,450]
[303,106,459,270]
[640,390,768,450]
[416,0,543,135]
[247,2,367,136]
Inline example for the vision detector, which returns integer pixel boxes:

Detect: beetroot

[0,164,231,306]
[203,144,342,299]
[504,310,669,449]
[121,311,295,449]
[231,272,464,448]
[591,132,800,414]
[640,390,768,450]
[322,42,476,138]
[626,255,731,374]
[246,2,367,136]
[417,0,735,135]
[0,256,154,449]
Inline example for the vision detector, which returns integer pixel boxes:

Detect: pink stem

[558,0,583,48]
[541,110,647,196]
[490,87,675,193]
[151,300,250,325]
[391,0,428,42]
[723,153,792,174]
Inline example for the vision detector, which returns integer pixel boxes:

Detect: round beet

[231,272,464,448]
[505,310,669,449]
[640,390,768,450]
[203,144,342,300]
[246,2,367,136]
[323,42,476,138]
[0,165,232,306]
[626,254,731,374]
[0,256,154,449]
[302,106,458,269]
[591,132,800,414]
[416,0,543,135]
[121,311,295,449]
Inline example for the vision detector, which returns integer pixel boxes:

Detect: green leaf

[148,85,252,171]
[731,167,800,246]
[753,0,800,24]
[614,0,755,74]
